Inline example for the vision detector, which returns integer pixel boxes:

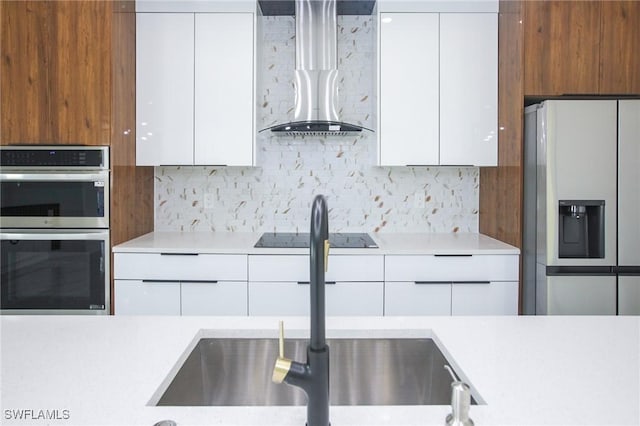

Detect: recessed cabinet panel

[385,255,518,282]
[195,13,254,166]
[136,13,194,165]
[385,281,451,315]
[326,282,384,316]
[440,13,497,166]
[248,281,383,316]
[114,280,181,315]
[181,281,248,316]
[248,255,384,282]
[451,281,518,315]
[379,13,439,166]
[248,282,310,316]
[114,253,247,281]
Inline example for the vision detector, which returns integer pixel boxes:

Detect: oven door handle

[0,171,109,182]
[0,229,110,241]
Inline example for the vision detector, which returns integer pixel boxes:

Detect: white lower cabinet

[384,254,519,315]
[114,280,181,315]
[114,250,518,316]
[181,281,247,316]
[248,255,384,316]
[384,281,451,316]
[249,281,384,316]
[114,253,248,315]
[451,281,519,315]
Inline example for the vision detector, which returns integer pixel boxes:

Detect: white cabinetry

[379,13,439,166]
[114,253,248,315]
[248,255,384,316]
[136,13,194,165]
[384,254,518,315]
[439,13,497,166]
[136,12,254,166]
[378,12,497,166]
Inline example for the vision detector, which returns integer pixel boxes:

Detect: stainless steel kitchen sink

[155,338,475,406]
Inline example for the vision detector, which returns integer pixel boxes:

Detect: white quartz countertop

[112,232,519,255]
[1,315,638,426]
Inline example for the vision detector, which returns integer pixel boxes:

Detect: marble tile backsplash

[154,16,479,233]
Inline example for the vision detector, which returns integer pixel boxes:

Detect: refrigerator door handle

[546,266,615,276]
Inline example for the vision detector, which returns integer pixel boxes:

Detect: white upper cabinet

[379,13,439,166]
[440,13,497,166]
[136,12,255,166]
[195,13,254,166]
[378,10,498,166]
[136,13,194,165]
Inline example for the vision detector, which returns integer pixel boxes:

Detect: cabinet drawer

[114,253,247,281]
[384,281,451,316]
[248,281,308,316]
[248,281,384,316]
[114,279,180,315]
[248,255,384,282]
[451,281,518,315]
[384,255,518,282]
[181,281,247,316]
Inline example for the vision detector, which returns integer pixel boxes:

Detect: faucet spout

[310,194,329,350]
[272,194,331,426]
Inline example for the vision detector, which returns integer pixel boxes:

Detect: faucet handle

[272,321,292,384]
[324,239,330,272]
[278,320,285,358]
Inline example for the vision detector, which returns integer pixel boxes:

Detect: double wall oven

[1,146,110,314]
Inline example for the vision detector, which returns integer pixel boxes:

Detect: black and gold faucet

[272,194,331,426]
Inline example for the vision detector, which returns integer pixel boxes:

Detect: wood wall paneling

[523,0,602,96]
[598,1,640,94]
[480,1,524,249]
[480,1,524,312]
[110,1,154,314]
[1,1,112,145]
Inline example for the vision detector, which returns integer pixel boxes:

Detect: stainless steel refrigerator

[523,99,640,315]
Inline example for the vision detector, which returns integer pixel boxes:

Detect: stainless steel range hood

[263,0,372,136]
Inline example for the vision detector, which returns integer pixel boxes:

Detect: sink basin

[155,338,476,406]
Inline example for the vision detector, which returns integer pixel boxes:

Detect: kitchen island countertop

[112,231,519,255]
[1,315,638,426]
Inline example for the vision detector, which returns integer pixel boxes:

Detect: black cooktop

[255,232,378,249]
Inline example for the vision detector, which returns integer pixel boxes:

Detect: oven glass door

[0,172,109,228]
[1,230,109,314]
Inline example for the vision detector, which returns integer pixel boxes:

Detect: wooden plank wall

[1,1,112,144]
[479,0,524,310]
[110,1,154,313]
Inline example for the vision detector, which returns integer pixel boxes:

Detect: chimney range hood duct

[264,0,371,136]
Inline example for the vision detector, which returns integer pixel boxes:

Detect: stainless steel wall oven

[1,146,110,314]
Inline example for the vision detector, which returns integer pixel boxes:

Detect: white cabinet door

[451,281,518,315]
[618,276,640,316]
[385,254,518,282]
[384,281,451,315]
[181,281,247,316]
[248,281,384,316]
[326,282,384,316]
[379,13,439,166]
[248,282,309,316]
[114,253,247,281]
[195,13,254,166]
[114,280,181,315]
[136,13,194,166]
[440,13,497,166]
